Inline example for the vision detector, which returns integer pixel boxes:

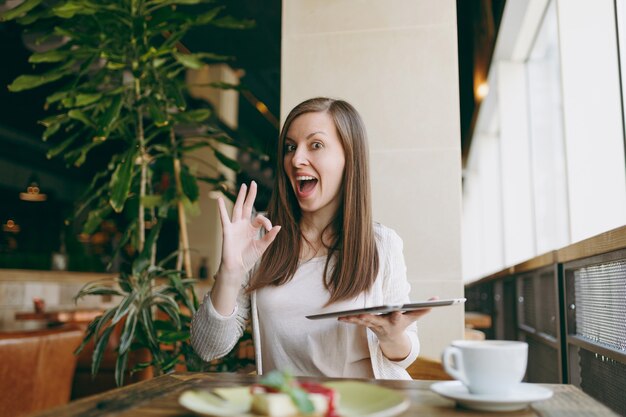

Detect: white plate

[431,381,553,412]
[179,381,409,417]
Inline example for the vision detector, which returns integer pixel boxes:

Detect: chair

[0,325,83,417]
[407,356,453,381]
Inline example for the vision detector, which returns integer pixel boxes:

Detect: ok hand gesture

[217,181,281,280]
[211,181,281,315]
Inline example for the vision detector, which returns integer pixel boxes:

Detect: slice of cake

[250,371,339,417]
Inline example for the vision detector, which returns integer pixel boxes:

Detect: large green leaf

[114,350,129,387]
[185,108,211,122]
[158,330,188,343]
[160,352,180,373]
[47,129,84,157]
[132,257,151,278]
[75,170,110,218]
[129,361,153,374]
[109,149,136,213]
[112,291,138,325]
[131,224,162,276]
[214,149,240,172]
[147,0,208,12]
[74,316,100,355]
[75,279,123,300]
[64,141,99,167]
[42,122,61,141]
[29,49,69,63]
[180,141,211,153]
[83,204,113,234]
[210,16,255,29]
[39,113,69,128]
[163,0,207,3]
[106,228,136,272]
[91,325,115,376]
[15,6,53,24]
[140,308,158,351]
[156,303,182,329]
[116,272,133,293]
[193,52,232,62]
[76,286,123,298]
[142,195,163,209]
[172,51,203,70]
[94,308,116,345]
[166,84,186,112]
[46,134,75,158]
[46,90,70,104]
[8,71,65,92]
[74,93,103,107]
[53,1,98,18]
[154,320,177,332]
[180,165,199,201]
[0,0,42,21]
[168,273,195,313]
[143,221,163,257]
[95,94,123,139]
[206,81,244,91]
[68,109,96,128]
[147,98,169,127]
[194,7,223,25]
[118,309,138,355]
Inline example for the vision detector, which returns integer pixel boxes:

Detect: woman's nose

[292,148,309,166]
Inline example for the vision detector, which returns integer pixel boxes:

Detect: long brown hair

[248,97,379,305]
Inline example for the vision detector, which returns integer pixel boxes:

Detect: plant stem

[136,78,146,254]
[170,128,193,278]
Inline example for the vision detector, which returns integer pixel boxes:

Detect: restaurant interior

[1,0,625,417]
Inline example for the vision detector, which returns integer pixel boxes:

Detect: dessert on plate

[251,370,339,417]
[177,370,347,417]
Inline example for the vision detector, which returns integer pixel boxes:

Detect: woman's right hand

[215,181,281,288]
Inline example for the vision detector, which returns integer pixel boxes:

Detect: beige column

[185,64,240,279]
[282,0,463,358]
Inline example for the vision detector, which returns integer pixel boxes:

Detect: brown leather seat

[0,325,83,417]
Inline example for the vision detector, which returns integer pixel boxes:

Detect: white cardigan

[190,223,420,380]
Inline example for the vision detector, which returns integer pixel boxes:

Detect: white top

[256,256,373,378]
[190,223,420,380]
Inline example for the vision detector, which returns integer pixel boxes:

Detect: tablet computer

[305,297,466,320]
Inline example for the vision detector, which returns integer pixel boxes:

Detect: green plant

[1,0,260,385]
[74,221,199,384]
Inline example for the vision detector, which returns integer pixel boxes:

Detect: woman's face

[284,111,346,219]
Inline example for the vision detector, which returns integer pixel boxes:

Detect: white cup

[442,340,528,395]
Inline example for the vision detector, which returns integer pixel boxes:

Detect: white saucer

[431,381,553,412]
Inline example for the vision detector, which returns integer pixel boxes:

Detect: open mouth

[296,176,318,195]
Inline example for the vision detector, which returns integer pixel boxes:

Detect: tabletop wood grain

[31,372,619,417]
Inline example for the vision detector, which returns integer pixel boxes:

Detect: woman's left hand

[338,297,437,361]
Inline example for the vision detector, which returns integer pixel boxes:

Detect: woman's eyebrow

[306,131,326,139]
[285,131,327,142]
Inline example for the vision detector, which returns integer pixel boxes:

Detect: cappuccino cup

[442,340,528,395]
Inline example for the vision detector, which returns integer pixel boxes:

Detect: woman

[191,97,432,379]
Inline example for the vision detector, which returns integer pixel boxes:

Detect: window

[525,1,570,253]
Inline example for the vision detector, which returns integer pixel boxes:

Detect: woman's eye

[312,142,323,150]
[285,144,296,153]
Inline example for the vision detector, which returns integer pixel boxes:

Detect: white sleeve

[190,282,251,362]
[372,227,420,376]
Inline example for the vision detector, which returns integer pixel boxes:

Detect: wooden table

[30,372,619,417]
[464,312,492,329]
